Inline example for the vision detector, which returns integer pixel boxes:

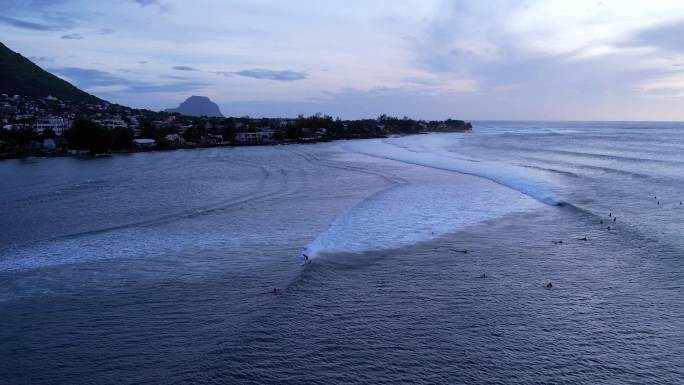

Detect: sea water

[1,122,682,384]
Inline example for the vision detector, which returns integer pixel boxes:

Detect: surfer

[479,273,487,279]
[271,288,281,294]
[546,282,553,288]
[302,253,310,264]
[613,217,616,222]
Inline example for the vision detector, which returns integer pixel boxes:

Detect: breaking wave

[343,135,560,206]
[301,134,560,258]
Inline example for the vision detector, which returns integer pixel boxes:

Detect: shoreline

[0,137,335,160]
[0,130,470,161]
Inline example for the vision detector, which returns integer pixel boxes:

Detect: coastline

[0,130,471,160]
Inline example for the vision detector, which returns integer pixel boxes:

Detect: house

[34,116,70,135]
[128,116,139,128]
[16,114,34,120]
[96,118,127,130]
[205,134,223,145]
[235,130,274,144]
[7,123,30,130]
[133,138,156,148]
[164,134,185,146]
[300,128,326,142]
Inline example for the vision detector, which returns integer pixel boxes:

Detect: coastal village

[0,93,472,158]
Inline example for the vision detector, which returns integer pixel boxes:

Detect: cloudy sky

[3,0,684,120]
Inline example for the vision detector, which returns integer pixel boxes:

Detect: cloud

[61,33,84,40]
[52,67,125,87]
[132,0,158,6]
[0,16,57,31]
[29,56,55,62]
[51,67,205,94]
[126,82,204,93]
[630,19,684,52]
[231,69,307,81]
[6,1,684,119]
[639,73,684,97]
[172,66,199,71]
[130,0,170,12]
[25,0,70,5]
[159,74,190,80]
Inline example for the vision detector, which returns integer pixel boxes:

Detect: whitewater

[304,134,549,257]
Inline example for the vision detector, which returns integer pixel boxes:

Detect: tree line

[1,114,471,156]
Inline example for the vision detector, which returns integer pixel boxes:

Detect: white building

[235,130,274,143]
[164,134,185,145]
[96,118,127,130]
[133,138,156,148]
[34,116,70,135]
[3,123,29,131]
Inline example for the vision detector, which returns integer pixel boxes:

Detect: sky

[2,0,684,120]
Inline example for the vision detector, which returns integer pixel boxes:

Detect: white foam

[342,134,560,205]
[304,175,541,257]
[0,215,263,273]
[302,134,558,257]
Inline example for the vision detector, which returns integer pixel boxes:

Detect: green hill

[0,42,103,103]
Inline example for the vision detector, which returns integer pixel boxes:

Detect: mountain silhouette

[165,95,224,117]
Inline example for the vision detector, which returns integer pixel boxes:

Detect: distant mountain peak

[165,95,224,117]
[0,41,103,103]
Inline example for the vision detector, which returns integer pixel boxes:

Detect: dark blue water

[1,122,683,384]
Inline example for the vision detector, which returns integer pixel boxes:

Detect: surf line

[342,141,560,206]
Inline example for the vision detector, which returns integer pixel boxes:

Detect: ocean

[1,122,682,384]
